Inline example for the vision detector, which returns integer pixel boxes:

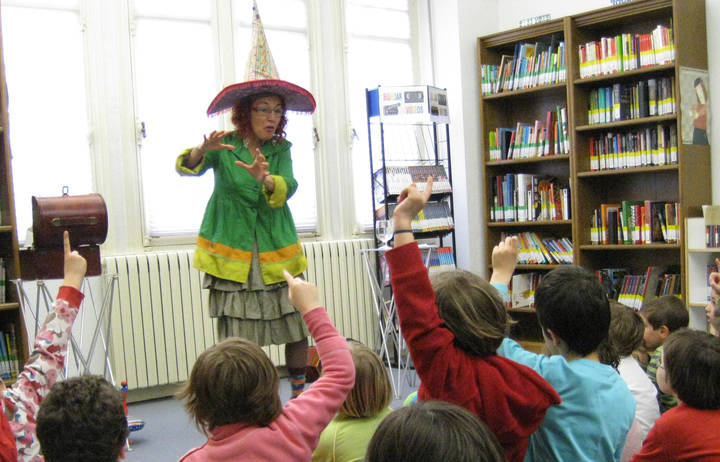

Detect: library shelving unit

[0,11,28,385]
[478,0,711,350]
[684,217,718,330]
[365,86,456,264]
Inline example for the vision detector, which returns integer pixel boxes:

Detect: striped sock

[289,373,306,399]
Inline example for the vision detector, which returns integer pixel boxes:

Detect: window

[2,2,93,242]
[345,0,417,230]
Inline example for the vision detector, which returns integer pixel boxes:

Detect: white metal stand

[14,274,119,382]
[360,244,435,399]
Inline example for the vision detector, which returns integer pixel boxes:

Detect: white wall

[433,0,720,275]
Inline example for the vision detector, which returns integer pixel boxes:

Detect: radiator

[104,239,377,390]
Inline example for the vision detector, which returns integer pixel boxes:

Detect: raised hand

[199,130,235,153]
[394,177,433,226]
[283,270,321,316]
[235,147,271,184]
[62,230,87,290]
[490,236,519,286]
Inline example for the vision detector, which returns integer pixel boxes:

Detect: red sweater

[387,243,561,462]
[179,308,355,462]
[630,403,720,461]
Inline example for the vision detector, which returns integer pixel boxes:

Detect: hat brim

[207,79,316,116]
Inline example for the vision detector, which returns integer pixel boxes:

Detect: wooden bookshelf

[0,10,28,379]
[479,0,710,344]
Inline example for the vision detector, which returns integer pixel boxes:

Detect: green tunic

[176,133,307,285]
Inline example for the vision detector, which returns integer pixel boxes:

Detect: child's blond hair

[178,337,282,433]
[338,341,392,418]
[432,270,514,357]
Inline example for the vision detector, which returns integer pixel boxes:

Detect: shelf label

[519,14,550,28]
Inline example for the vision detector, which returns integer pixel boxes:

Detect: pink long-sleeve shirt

[179,307,355,462]
[2,286,84,462]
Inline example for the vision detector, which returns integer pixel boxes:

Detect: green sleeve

[175,148,218,176]
[275,143,298,199]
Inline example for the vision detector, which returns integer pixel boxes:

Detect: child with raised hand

[706,257,720,337]
[0,230,87,462]
[386,177,561,462]
[630,328,720,461]
[311,341,392,462]
[178,270,354,462]
[496,254,635,461]
[639,295,688,413]
[365,401,505,462]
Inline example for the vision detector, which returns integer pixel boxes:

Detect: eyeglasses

[252,106,283,117]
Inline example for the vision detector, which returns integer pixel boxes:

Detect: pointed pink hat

[206,1,316,115]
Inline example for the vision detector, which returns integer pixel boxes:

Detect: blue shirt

[493,283,635,462]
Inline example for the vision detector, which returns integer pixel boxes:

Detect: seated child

[36,375,128,462]
[312,341,392,462]
[494,245,635,461]
[178,270,354,462]
[1,230,87,461]
[608,301,660,440]
[386,178,561,462]
[630,328,720,461]
[365,400,505,462]
[639,295,688,413]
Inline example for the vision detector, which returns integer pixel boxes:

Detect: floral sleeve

[2,286,83,462]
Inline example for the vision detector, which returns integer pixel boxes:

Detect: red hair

[231,93,288,142]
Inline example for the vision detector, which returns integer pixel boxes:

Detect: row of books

[373,165,452,196]
[487,106,570,161]
[702,205,720,248]
[587,77,675,125]
[590,201,680,245]
[501,232,573,265]
[578,25,675,79]
[388,201,454,233]
[589,124,678,171]
[0,325,20,380]
[427,247,456,277]
[491,175,570,223]
[480,40,566,95]
[508,272,543,309]
[617,271,681,309]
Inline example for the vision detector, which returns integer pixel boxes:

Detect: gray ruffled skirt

[204,243,309,346]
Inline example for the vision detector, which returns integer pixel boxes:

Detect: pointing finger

[63,230,70,256]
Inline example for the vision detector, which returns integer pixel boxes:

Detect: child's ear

[545,328,561,346]
[658,325,671,339]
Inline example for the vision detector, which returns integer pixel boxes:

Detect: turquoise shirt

[493,283,635,462]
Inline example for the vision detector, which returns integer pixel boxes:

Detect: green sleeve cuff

[263,175,288,208]
[175,148,207,175]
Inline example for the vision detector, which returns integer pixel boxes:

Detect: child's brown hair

[663,328,720,409]
[608,300,644,357]
[339,341,392,418]
[640,295,688,332]
[431,270,514,357]
[178,337,282,433]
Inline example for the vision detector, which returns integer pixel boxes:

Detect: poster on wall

[679,67,711,145]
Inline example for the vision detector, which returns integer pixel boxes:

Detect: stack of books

[428,247,456,277]
[388,201,454,233]
[578,25,675,79]
[491,174,570,223]
[373,165,452,197]
[617,266,680,309]
[702,205,720,247]
[0,325,19,381]
[587,77,675,124]
[590,201,680,245]
[502,232,573,265]
[480,40,566,95]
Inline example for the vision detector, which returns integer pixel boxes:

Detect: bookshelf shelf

[0,225,11,233]
[688,248,720,253]
[0,302,18,311]
[575,114,676,131]
[479,0,710,345]
[508,307,537,313]
[576,165,678,177]
[485,155,569,167]
[488,220,572,227]
[573,63,675,85]
[482,82,566,100]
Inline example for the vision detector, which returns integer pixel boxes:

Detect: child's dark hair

[365,401,505,462]
[36,375,128,462]
[608,300,645,357]
[663,328,720,409]
[640,295,688,332]
[178,337,282,433]
[340,341,392,418]
[534,265,610,356]
[431,270,514,356]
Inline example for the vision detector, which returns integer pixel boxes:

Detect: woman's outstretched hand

[236,147,271,184]
[200,130,235,153]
